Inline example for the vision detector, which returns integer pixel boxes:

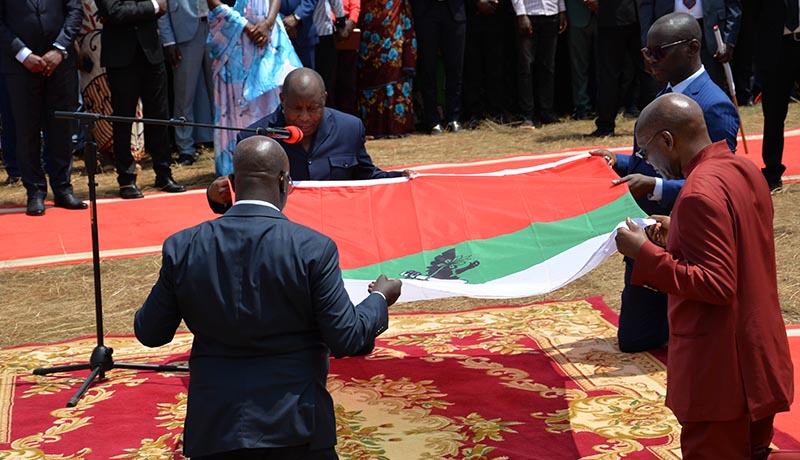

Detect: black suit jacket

[95,0,165,68]
[0,0,82,74]
[135,203,389,457]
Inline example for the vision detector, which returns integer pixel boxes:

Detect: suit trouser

[567,16,597,115]
[414,1,466,127]
[595,23,642,132]
[516,15,559,118]
[758,35,800,186]
[617,257,669,353]
[193,445,338,460]
[173,20,213,157]
[106,47,173,186]
[332,49,358,116]
[679,414,774,460]
[5,61,78,199]
[0,72,19,177]
[316,34,338,107]
[463,3,515,120]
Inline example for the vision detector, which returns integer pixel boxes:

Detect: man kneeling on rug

[615,93,793,460]
[135,135,402,460]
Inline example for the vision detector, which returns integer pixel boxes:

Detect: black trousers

[193,446,338,460]
[105,46,173,186]
[5,59,78,199]
[516,14,560,117]
[414,1,466,127]
[759,35,800,186]
[315,34,338,107]
[618,257,669,353]
[332,49,358,116]
[594,23,642,132]
[463,1,516,120]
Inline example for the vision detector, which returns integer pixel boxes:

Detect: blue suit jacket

[614,70,740,216]
[135,203,389,457]
[280,0,319,48]
[639,0,742,52]
[240,107,404,181]
[158,0,204,45]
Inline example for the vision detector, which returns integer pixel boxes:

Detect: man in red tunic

[615,93,793,459]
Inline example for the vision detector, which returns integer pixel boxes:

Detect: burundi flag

[283,154,647,303]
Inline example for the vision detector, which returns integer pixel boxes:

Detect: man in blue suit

[591,12,739,353]
[135,135,403,459]
[159,0,214,165]
[281,0,318,68]
[206,68,416,213]
[639,0,741,91]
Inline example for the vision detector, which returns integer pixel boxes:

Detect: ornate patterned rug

[1,298,799,459]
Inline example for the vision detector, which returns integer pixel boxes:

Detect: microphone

[255,126,304,144]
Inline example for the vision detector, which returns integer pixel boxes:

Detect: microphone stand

[33,111,257,407]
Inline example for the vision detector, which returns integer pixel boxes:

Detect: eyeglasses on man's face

[641,38,693,61]
[280,171,294,195]
[634,130,668,161]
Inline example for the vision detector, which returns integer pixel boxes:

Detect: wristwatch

[292,13,301,23]
[56,47,68,60]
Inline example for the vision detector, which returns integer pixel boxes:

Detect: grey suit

[159,0,213,159]
[135,203,389,457]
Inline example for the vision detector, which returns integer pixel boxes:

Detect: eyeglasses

[280,171,294,195]
[641,38,693,61]
[634,130,667,161]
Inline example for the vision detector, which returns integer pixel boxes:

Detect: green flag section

[283,155,647,303]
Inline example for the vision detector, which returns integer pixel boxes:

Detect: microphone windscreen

[284,126,304,144]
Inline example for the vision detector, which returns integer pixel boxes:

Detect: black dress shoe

[177,154,195,166]
[430,124,444,135]
[539,112,560,124]
[54,193,88,210]
[26,197,45,216]
[155,177,187,193]
[446,121,462,132]
[5,175,21,187]
[588,128,616,138]
[119,184,144,199]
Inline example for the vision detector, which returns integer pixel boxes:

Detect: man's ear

[688,38,701,56]
[662,130,675,152]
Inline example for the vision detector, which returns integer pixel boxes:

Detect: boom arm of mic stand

[54,110,264,135]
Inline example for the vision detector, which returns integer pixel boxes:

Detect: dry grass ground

[1,104,798,349]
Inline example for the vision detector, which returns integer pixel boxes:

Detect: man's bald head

[645,12,702,84]
[651,12,701,42]
[635,93,712,179]
[233,136,291,208]
[283,68,326,100]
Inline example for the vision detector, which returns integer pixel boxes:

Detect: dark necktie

[683,0,697,9]
[787,0,800,31]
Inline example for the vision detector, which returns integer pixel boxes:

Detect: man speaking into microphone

[207,68,416,213]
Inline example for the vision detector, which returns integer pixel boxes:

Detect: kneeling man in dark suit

[135,135,402,459]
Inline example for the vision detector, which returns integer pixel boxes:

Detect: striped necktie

[683,0,697,9]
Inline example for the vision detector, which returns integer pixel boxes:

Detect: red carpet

[775,327,800,439]
[1,131,800,270]
[1,298,799,459]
